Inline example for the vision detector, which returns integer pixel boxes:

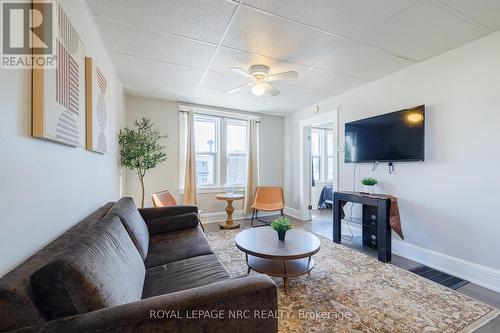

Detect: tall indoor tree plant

[118,118,167,208]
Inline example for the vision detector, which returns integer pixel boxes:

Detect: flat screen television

[345,106,425,163]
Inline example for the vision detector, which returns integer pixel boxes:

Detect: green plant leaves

[361,177,378,186]
[271,216,293,232]
[118,118,167,175]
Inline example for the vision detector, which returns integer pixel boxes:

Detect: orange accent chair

[251,186,285,227]
[152,190,178,207]
[151,190,204,231]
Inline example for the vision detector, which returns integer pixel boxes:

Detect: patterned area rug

[205,229,499,333]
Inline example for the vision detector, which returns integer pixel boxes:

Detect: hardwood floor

[204,210,500,332]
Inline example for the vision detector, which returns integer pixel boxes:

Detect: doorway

[298,108,339,225]
[309,124,335,238]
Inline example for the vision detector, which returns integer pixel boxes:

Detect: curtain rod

[178,110,261,123]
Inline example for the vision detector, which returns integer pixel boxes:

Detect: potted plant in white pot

[361,177,378,194]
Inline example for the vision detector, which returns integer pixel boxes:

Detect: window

[226,120,247,186]
[311,130,322,181]
[184,114,249,190]
[327,131,334,180]
[311,128,334,182]
[194,116,219,187]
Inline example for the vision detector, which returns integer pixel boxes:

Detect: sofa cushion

[106,197,149,260]
[30,215,145,320]
[144,226,212,269]
[0,203,113,332]
[142,254,230,298]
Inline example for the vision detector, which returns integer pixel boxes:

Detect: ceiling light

[252,83,266,96]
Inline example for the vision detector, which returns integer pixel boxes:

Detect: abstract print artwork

[85,57,110,153]
[33,4,85,147]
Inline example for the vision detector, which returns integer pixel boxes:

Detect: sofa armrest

[147,213,199,235]
[139,206,200,235]
[139,206,198,220]
[39,275,278,333]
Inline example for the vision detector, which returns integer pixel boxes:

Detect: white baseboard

[392,240,500,293]
[202,206,307,223]
[200,210,280,224]
[284,206,308,220]
[340,222,500,292]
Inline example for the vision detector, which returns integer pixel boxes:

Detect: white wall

[0,0,124,277]
[284,31,500,280]
[125,95,284,217]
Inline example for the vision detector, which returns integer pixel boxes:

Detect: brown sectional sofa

[0,198,278,332]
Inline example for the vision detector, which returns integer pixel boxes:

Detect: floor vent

[410,265,468,290]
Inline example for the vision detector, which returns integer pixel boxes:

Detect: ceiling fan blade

[263,82,280,96]
[227,81,252,93]
[230,67,254,79]
[266,71,298,81]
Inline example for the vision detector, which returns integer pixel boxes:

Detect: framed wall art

[85,57,110,153]
[32,4,86,147]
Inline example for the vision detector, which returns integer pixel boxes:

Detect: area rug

[205,229,499,333]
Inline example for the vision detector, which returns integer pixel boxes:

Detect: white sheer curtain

[243,119,259,215]
[183,111,197,204]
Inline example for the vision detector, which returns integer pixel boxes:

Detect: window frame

[193,115,220,188]
[327,130,334,181]
[311,127,334,183]
[191,115,248,190]
[225,119,248,187]
[311,129,323,182]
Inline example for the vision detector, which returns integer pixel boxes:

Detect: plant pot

[277,230,286,241]
[363,185,375,194]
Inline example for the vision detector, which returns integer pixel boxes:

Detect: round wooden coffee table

[235,227,320,293]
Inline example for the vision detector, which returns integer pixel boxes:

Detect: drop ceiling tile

[87,0,236,43]
[111,53,204,86]
[440,0,500,30]
[201,71,248,91]
[197,87,261,106]
[266,82,333,104]
[120,75,196,101]
[243,0,418,39]
[94,18,215,69]
[290,68,367,95]
[223,6,352,66]
[189,96,258,113]
[86,0,153,25]
[360,0,490,60]
[318,43,415,81]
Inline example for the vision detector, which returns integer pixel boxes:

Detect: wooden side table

[216,193,244,229]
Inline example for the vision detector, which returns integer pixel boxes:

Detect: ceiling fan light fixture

[228,64,297,97]
[251,83,266,96]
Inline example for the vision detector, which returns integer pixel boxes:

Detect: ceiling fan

[227,64,298,96]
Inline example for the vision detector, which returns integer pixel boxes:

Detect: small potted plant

[361,177,378,194]
[271,216,293,241]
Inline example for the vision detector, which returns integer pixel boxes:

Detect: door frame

[299,108,340,220]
